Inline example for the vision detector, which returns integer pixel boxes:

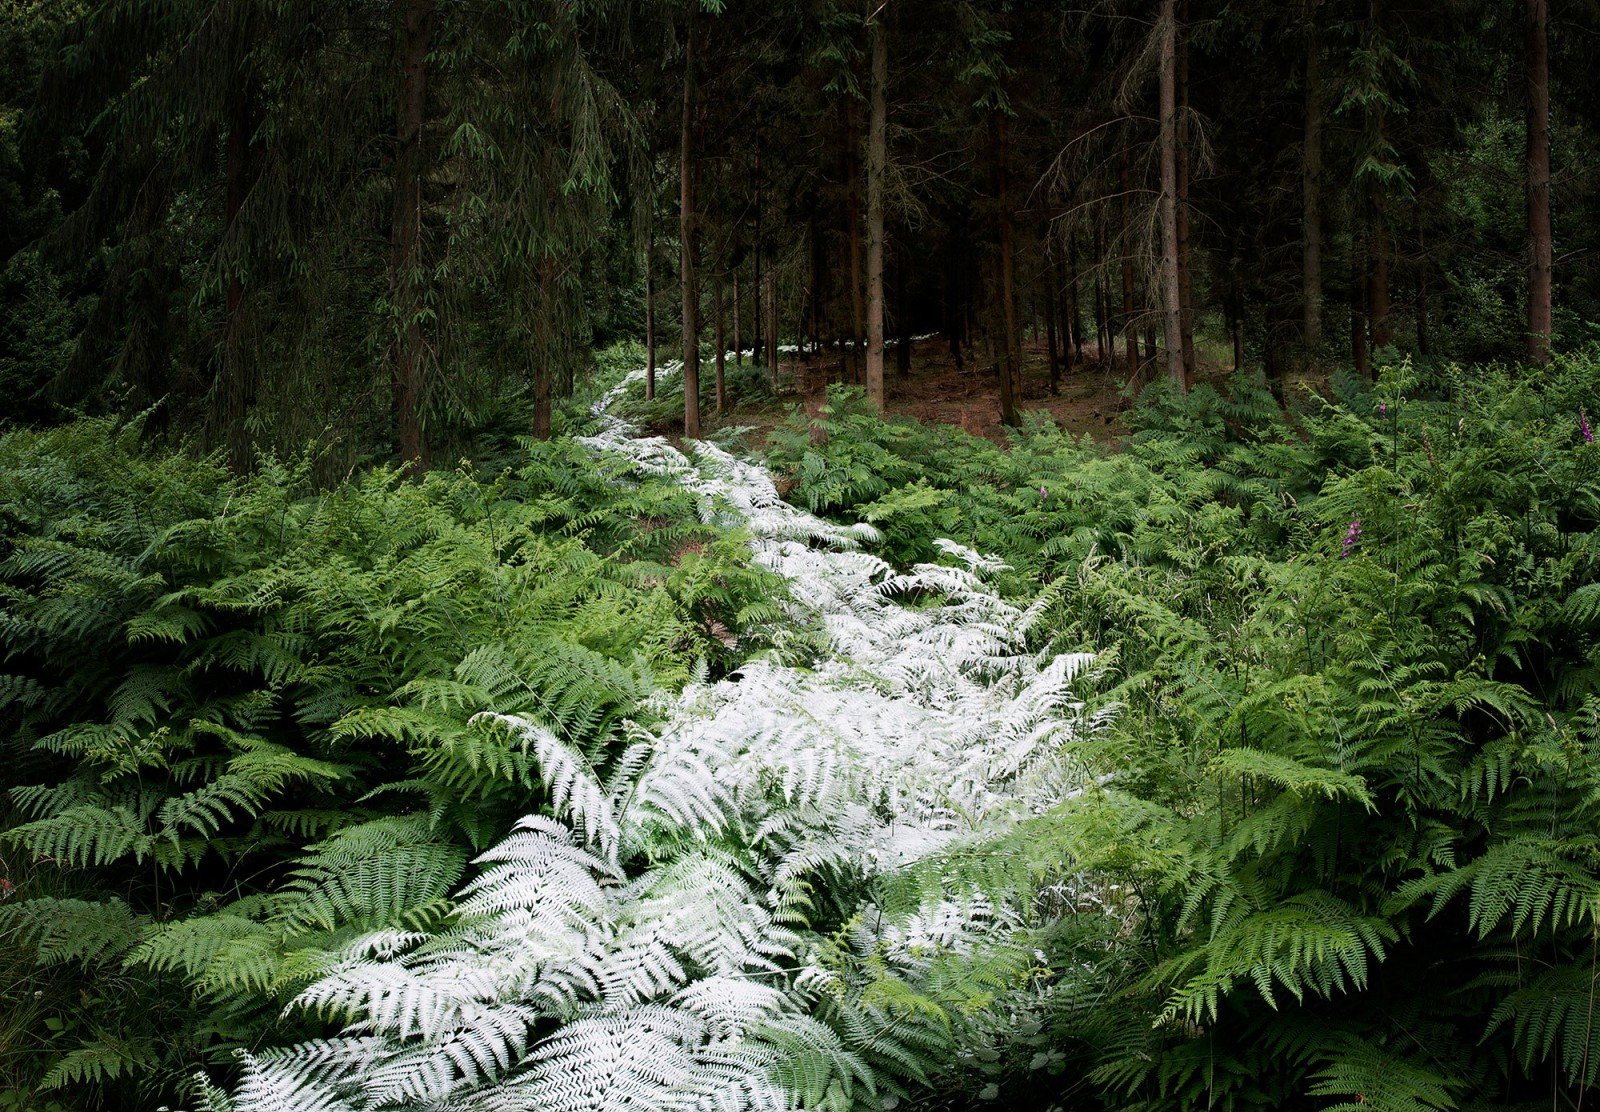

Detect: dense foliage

[768,348,1600,1107]
[0,405,778,1105]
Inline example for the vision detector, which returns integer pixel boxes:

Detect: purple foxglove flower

[1341,518,1362,559]
[1582,409,1594,444]
[1040,485,1048,501]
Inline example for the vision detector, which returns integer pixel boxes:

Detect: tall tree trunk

[1157,0,1187,390]
[680,18,701,438]
[1415,219,1430,358]
[897,244,913,376]
[864,8,888,410]
[645,215,657,399]
[221,81,257,473]
[1302,0,1324,349]
[847,102,867,388]
[995,114,1021,427]
[733,271,741,365]
[752,130,763,364]
[1176,0,1196,383]
[1069,230,1084,361]
[714,268,726,413]
[533,258,555,440]
[1044,252,1061,395]
[1118,148,1138,380]
[1352,227,1371,379]
[1527,0,1553,362]
[389,0,435,474]
[764,270,778,377]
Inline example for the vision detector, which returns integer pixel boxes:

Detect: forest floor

[698,336,1243,449]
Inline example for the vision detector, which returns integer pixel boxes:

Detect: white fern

[205,359,1104,1111]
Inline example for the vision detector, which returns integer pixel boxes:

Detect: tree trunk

[764,270,778,377]
[995,114,1021,427]
[1044,248,1062,395]
[897,244,913,376]
[680,18,701,438]
[221,82,257,473]
[1352,227,1371,379]
[847,102,867,388]
[733,271,741,365]
[1068,230,1084,361]
[533,258,555,440]
[864,9,888,410]
[1158,0,1187,390]
[1415,217,1431,358]
[1119,147,1138,380]
[389,0,435,475]
[1302,0,1324,349]
[1176,0,1196,383]
[714,268,726,413]
[752,130,763,364]
[645,215,657,399]
[1527,0,1553,362]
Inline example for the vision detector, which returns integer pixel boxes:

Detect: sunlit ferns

[202,362,1100,1112]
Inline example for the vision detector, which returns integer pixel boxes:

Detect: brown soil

[777,337,1236,445]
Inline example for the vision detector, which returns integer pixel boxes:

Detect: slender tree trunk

[765,270,778,377]
[1413,215,1430,358]
[714,268,726,413]
[752,131,763,364]
[1069,230,1083,361]
[733,271,741,365]
[1119,147,1138,380]
[864,9,888,410]
[1527,0,1553,362]
[1302,0,1324,349]
[846,104,867,388]
[995,114,1021,427]
[221,82,257,473]
[533,258,555,439]
[1044,251,1062,395]
[680,19,701,437]
[1176,0,1196,383]
[1352,227,1371,379]
[645,216,657,399]
[897,244,913,376]
[1158,0,1187,390]
[389,0,434,474]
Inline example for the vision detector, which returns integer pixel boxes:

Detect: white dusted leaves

[207,362,1100,1111]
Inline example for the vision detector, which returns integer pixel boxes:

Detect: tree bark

[896,244,913,376]
[1302,0,1324,349]
[752,130,763,364]
[864,8,888,410]
[533,258,555,440]
[1526,0,1553,362]
[995,114,1021,427]
[1352,227,1371,379]
[1157,0,1187,390]
[1176,0,1196,383]
[846,101,867,387]
[714,268,726,413]
[221,80,257,473]
[764,270,778,376]
[645,214,656,399]
[680,17,701,438]
[1118,148,1138,380]
[389,0,435,475]
[1044,249,1061,395]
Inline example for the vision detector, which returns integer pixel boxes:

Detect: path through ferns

[203,362,1103,1111]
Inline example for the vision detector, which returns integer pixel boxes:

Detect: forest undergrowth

[5,347,1600,1110]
